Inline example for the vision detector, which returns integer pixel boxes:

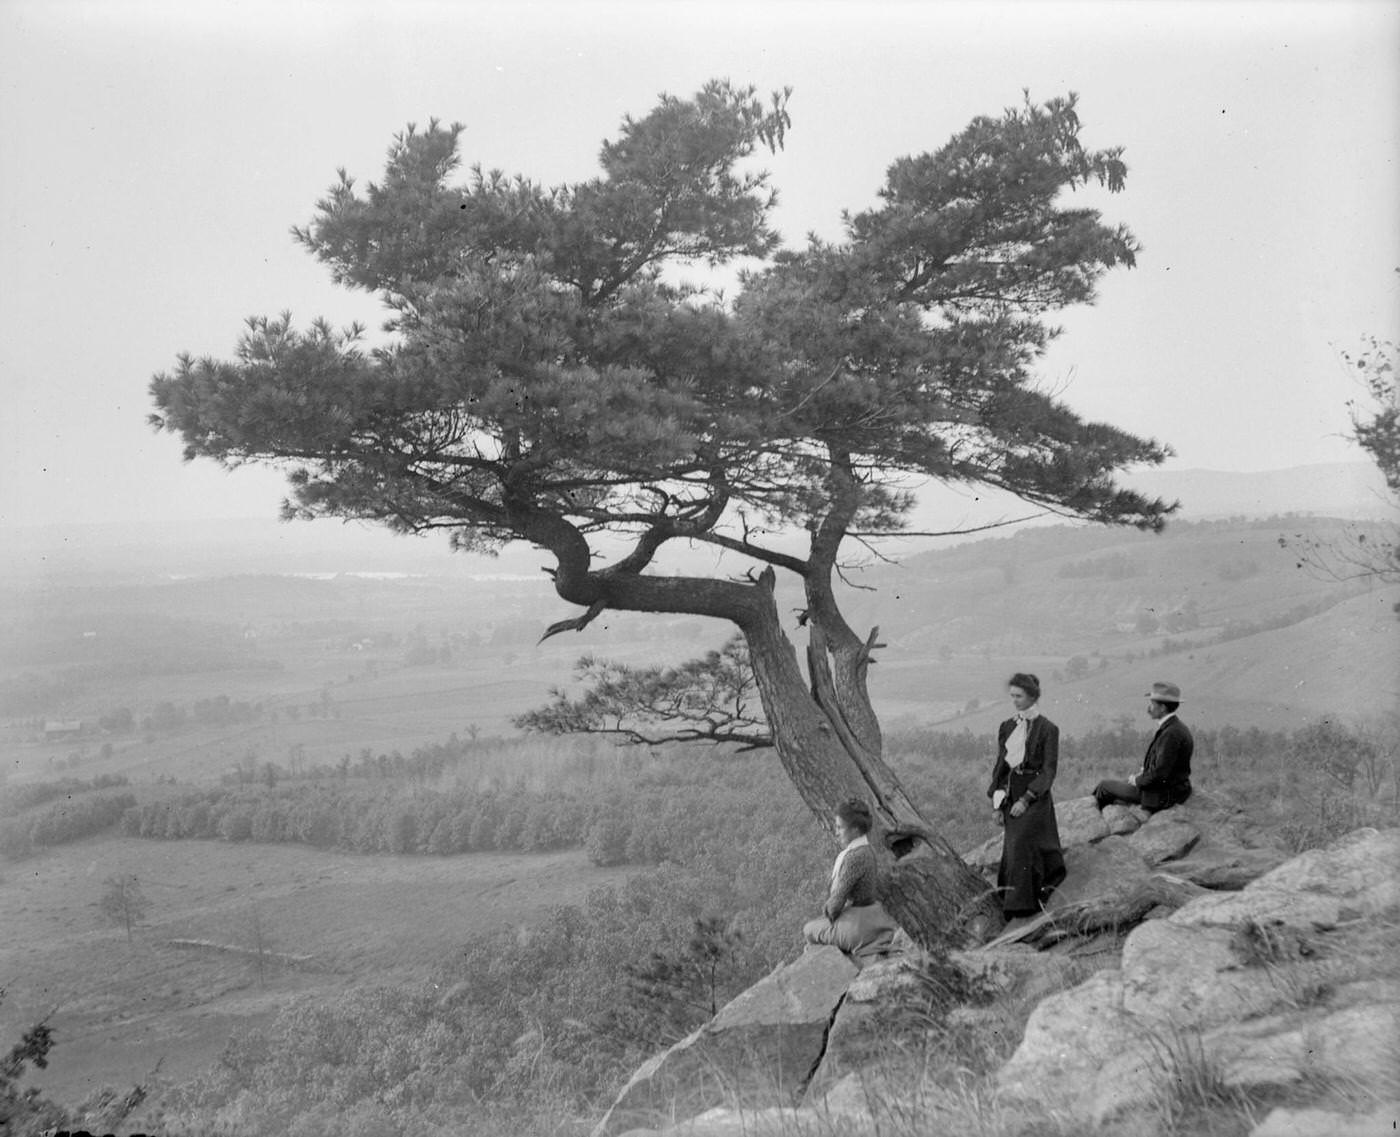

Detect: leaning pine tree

[149,82,1175,947]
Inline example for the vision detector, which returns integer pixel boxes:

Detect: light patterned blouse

[824,839,880,920]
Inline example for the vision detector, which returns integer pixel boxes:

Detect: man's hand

[1129,773,1139,787]
[993,809,1005,826]
[1009,799,1028,819]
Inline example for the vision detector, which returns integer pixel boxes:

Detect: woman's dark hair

[1008,672,1041,701]
[835,798,873,835]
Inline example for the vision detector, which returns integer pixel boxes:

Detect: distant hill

[0,492,1394,785]
[1,463,1389,588]
[0,516,507,585]
[1121,460,1392,521]
[850,512,1398,733]
[933,584,1400,745]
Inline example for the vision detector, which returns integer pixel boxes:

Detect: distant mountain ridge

[0,509,1393,766]
[842,509,1398,732]
[1122,460,1392,521]
[2,462,1388,585]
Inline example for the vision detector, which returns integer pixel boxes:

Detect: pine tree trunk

[742,574,1001,949]
[541,528,1002,947]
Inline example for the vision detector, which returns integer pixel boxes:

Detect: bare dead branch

[538,599,607,643]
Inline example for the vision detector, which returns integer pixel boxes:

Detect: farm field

[0,835,637,1103]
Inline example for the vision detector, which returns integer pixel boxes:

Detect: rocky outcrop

[1171,824,1400,928]
[597,811,1394,1137]
[968,795,1300,949]
[962,794,1278,903]
[996,827,1400,1127]
[593,946,857,1137]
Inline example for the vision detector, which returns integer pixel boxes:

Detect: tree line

[0,773,130,817]
[2,720,1385,868]
[0,790,137,860]
[148,759,827,1137]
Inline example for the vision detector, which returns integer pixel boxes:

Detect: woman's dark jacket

[987,715,1061,809]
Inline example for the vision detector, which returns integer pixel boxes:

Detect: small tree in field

[620,915,746,1044]
[248,905,274,987]
[149,82,1174,945]
[99,874,149,944]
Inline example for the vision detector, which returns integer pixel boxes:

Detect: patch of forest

[2,718,1388,868]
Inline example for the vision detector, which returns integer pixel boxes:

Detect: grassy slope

[913,583,1400,743]
[861,517,1398,731]
[0,836,636,1103]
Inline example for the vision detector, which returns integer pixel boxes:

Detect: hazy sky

[2,0,1397,531]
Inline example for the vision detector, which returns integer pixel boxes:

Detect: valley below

[1,489,1396,1135]
[2,837,636,1104]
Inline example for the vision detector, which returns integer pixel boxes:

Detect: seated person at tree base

[802,798,898,966]
[1093,681,1194,812]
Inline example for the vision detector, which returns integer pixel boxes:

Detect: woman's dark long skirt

[997,792,1067,918]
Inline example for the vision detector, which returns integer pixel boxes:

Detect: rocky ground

[591,796,1400,1137]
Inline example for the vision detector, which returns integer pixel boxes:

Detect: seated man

[802,798,897,966]
[1094,681,1194,812]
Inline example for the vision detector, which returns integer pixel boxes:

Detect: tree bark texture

[742,572,1002,949]
[544,546,1002,947]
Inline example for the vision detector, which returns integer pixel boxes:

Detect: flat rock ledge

[599,815,1389,1137]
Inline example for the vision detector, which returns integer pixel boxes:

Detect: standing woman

[987,673,1067,921]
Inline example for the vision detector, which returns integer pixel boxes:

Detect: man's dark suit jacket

[1137,715,1194,810]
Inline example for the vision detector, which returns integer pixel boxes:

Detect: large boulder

[1118,919,1277,1024]
[798,949,1000,1103]
[1050,835,1152,910]
[592,946,857,1137]
[1125,810,1201,865]
[1054,794,1112,846]
[1101,802,1149,835]
[995,828,1400,1128]
[1205,995,1400,1090]
[1169,826,1400,930]
[997,968,1146,1122]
